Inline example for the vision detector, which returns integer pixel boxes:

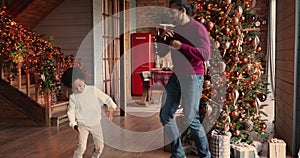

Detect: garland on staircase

[0,8,78,93]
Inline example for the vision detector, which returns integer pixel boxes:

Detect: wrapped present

[209,130,231,158]
[268,138,286,158]
[231,142,257,158]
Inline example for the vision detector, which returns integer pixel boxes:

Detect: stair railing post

[0,57,3,79]
[26,70,30,97]
[17,61,21,90]
[44,89,51,126]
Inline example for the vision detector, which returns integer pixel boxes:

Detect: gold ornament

[203,80,211,89]
[235,6,243,18]
[233,17,239,25]
[225,0,231,5]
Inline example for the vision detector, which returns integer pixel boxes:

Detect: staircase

[0,65,69,127]
[0,61,68,126]
[0,0,71,127]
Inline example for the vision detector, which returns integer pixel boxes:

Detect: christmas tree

[194,0,270,144]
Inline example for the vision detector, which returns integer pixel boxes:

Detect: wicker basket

[209,130,231,158]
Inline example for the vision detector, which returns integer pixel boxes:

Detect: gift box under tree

[231,142,258,158]
[268,138,286,158]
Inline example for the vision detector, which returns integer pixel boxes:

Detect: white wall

[33,0,94,84]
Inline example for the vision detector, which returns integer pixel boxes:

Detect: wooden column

[119,0,126,116]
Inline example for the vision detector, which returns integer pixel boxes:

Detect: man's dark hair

[61,67,85,88]
[169,0,196,16]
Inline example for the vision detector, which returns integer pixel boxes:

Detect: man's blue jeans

[160,74,211,158]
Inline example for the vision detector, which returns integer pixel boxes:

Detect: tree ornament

[233,17,240,25]
[224,27,230,35]
[240,16,245,23]
[250,0,256,8]
[207,21,214,30]
[230,110,239,118]
[260,123,267,131]
[211,88,218,96]
[224,41,231,49]
[207,3,213,10]
[220,4,233,24]
[252,74,259,81]
[255,20,261,27]
[214,41,220,49]
[203,80,211,89]
[235,6,243,18]
[245,3,251,10]
[256,46,262,52]
[258,93,267,102]
[233,129,240,136]
[219,61,226,72]
[231,89,239,106]
[252,97,261,115]
[238,90,245,99]
[225,0,232,5]
[233,71,240,77]
[244,119,254,131]
[252,35,260,50]
[199,17,205,23]
[242,57,249,65]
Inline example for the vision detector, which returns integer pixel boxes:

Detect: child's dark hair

[169,0,196,16]
[61,67,85,88]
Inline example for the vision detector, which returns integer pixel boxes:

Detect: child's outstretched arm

[95,87,117,120]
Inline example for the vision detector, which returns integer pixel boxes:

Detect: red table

[151,70,173,89]
[136,70,173,105]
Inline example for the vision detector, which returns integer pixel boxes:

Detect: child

[61,67,117,158]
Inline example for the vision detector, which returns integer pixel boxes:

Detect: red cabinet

[131,33,154,96]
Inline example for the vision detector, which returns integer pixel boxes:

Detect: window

[102,0,120,103]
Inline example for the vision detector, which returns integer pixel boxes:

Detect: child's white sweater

[67,85,117,128]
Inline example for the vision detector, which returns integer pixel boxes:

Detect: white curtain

[266,0,276,100]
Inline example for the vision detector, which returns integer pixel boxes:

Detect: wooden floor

[0,111,199,158]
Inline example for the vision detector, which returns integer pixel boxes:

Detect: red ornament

[256,46,262,52]
[224,27,230,35]
[233,71,240,77]
[260,123,267,131]
[233,129,240,136]
[242,57,249,64]
[230,110,239,118]
[207,21,214,30]
[240,16,245,23]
